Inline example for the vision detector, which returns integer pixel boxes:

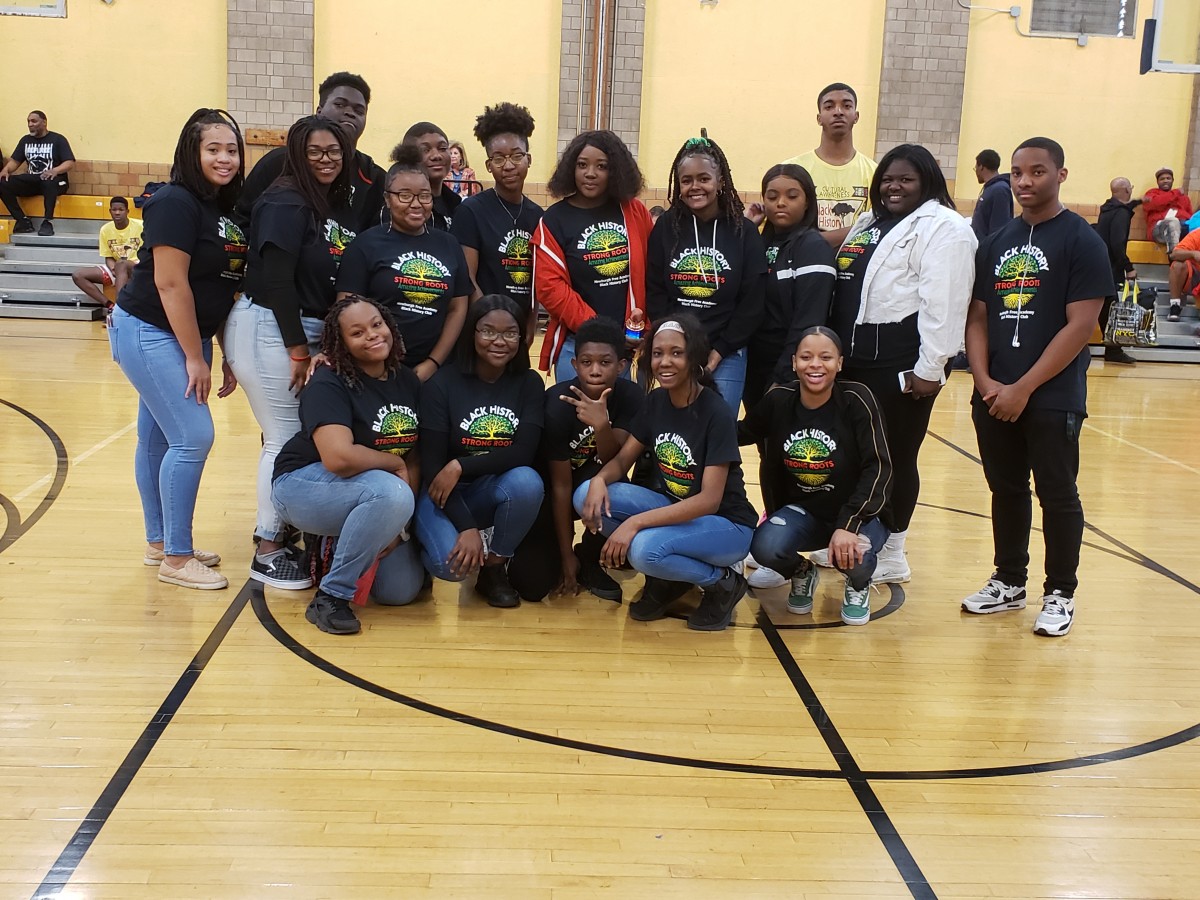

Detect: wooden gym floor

[2,317,1199,899]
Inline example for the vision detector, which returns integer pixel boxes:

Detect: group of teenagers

[106,72,1111,639]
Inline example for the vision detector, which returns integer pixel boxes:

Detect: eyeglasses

[488,151,529,168]
[476,327,522,344]
[306,147,344,161]
[386,190,434,205]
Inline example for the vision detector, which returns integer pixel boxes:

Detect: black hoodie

[1094,197,1139,286]
[971,173,1013,239]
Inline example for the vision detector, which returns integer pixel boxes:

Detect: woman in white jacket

[825,144,977,583]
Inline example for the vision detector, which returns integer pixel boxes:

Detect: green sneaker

[841,583,871,626]
[787,560,819,615]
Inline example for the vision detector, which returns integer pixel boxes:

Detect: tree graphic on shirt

[469,413,515,441]
[400,257,444,304]
[585,228,628,276]
[675,252,719,298]
[503,233,532,286]
[787,436,832,486]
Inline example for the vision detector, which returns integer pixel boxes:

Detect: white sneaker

[743,552,760,570]
[1033,591,1075,636]
[961,577,1026,614]
[871,554,911,584]
[747,565,787,589]
[808,548,832,567]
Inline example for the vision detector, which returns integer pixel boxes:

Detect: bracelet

[429,357,441,369]
[290,354,310,362]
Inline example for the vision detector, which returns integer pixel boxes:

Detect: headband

[658,320,685,335]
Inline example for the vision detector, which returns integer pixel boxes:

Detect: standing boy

[785,83,877,247]
[508,316,643,602]
[962,137,1110,637]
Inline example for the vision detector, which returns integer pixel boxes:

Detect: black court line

[0,398,69,555]
[757,608,936,900]
[31,582,253,899]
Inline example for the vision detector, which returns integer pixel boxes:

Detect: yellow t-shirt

[783,150,878,232]
[98,219,144,263]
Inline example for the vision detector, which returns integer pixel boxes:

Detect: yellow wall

[314,0,561,185]
[956,6,1198,205]
[0,1,226,164]
[639,0,885,195]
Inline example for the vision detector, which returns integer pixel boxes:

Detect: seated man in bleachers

[1166,226,1200,322]
[0,111,74,237]
[1143,167,1192,254]
[70,196,142,309]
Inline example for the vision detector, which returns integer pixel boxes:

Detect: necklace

[492,191,525,226]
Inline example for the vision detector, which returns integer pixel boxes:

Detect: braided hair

[320,295,406,392]
[665,136,743,240]
[171,108,245,212]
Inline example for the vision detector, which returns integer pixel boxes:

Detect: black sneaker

[476,561,519,608]
[1104,347,1136,365]
[13,218,34,234]
[575,535,622,602]
[250,548,314,590]
[1169,302,1182,322]
[38,219,54,236]
[687,567,748,631]
[305,591,360,635]
[629,577,691,621]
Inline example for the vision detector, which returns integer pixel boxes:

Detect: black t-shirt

[629,387,757,528]
[543,376,644,486]
[234,146,387,235]
[973,211,1111,414]
[451,189,543,308]
[335,225,471,365]
[13,132,74,176]
[243,186,357,320]
[116,185,247,339]
[431,184,462,232]
[830,218,911,366]
[419,365,546,531]
[646,212,767,358]
[273,364,422,480]
[539,198,631,323]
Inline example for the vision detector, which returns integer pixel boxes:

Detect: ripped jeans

[749,504,889,590]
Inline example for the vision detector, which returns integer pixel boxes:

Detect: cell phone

[898,369,914,393]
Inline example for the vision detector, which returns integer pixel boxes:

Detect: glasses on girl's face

[488,151,528,168]
[387,190,434,205]
[306,147,344,161]
[476,327,522,344]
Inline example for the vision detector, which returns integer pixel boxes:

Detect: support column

[226,0,314,143]
[875,0,970,178]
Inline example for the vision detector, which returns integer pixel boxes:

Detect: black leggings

[840,365,938,533]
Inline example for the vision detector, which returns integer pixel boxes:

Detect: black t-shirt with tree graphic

[451,188,543,309]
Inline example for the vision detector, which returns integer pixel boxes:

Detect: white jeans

[224,295,324,541]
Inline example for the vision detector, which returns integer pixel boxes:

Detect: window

[1030,0,1136,38]
[0,1,67,17]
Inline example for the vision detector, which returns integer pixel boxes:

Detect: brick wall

[226,0,314,132]
[68,160,172,199]
[875,0,970,174]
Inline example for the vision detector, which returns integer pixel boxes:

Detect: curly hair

[547,130,644,202]
[274,115,353,221]
[320,295,406,392]
[473,102,536,153]
[664,136,744,239]
[170,108,245,213]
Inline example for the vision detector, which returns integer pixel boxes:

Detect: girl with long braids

[335,145,471,381]
[451,102,543,336]
[533,130,653,381]
[224,115,357,592]
[819,143,976,583]
[576,314,757,632]
[110,108,247,590]
[271,296,424,635]
[645,136,767,414]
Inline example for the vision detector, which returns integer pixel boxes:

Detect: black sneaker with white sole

[305,591,360,635]
[1168,301,1182,322]
[961,576,1026,614]
[250,548,315,590]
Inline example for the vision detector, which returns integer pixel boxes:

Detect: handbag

[1104,281,1157,347]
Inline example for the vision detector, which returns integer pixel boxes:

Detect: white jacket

[841,199,977,383]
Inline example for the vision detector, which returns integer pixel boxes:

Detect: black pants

[508,502,607,602]
[971,398,1083,596]
[841,365,937,533]
[0,173,68,221]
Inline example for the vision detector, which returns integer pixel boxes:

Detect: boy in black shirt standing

[0,110,74,236]
[962,137,1111,637]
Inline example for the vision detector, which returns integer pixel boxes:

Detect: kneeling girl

[576,314,756,631]
[740,327,892,625]
[272,296,424,635]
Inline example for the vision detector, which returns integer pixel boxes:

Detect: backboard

[1142,0,1200,74]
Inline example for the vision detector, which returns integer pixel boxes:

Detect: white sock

[883,530,907,554]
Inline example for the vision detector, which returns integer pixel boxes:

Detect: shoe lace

[1042,596,1066,616]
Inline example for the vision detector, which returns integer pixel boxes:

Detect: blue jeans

[749,505,889,590]
[224,295,325,541]
[710,347,747,416]
[272,464,420,604]
[109,306,214,556]
[415,468,544,581]
[572,480,753,587]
